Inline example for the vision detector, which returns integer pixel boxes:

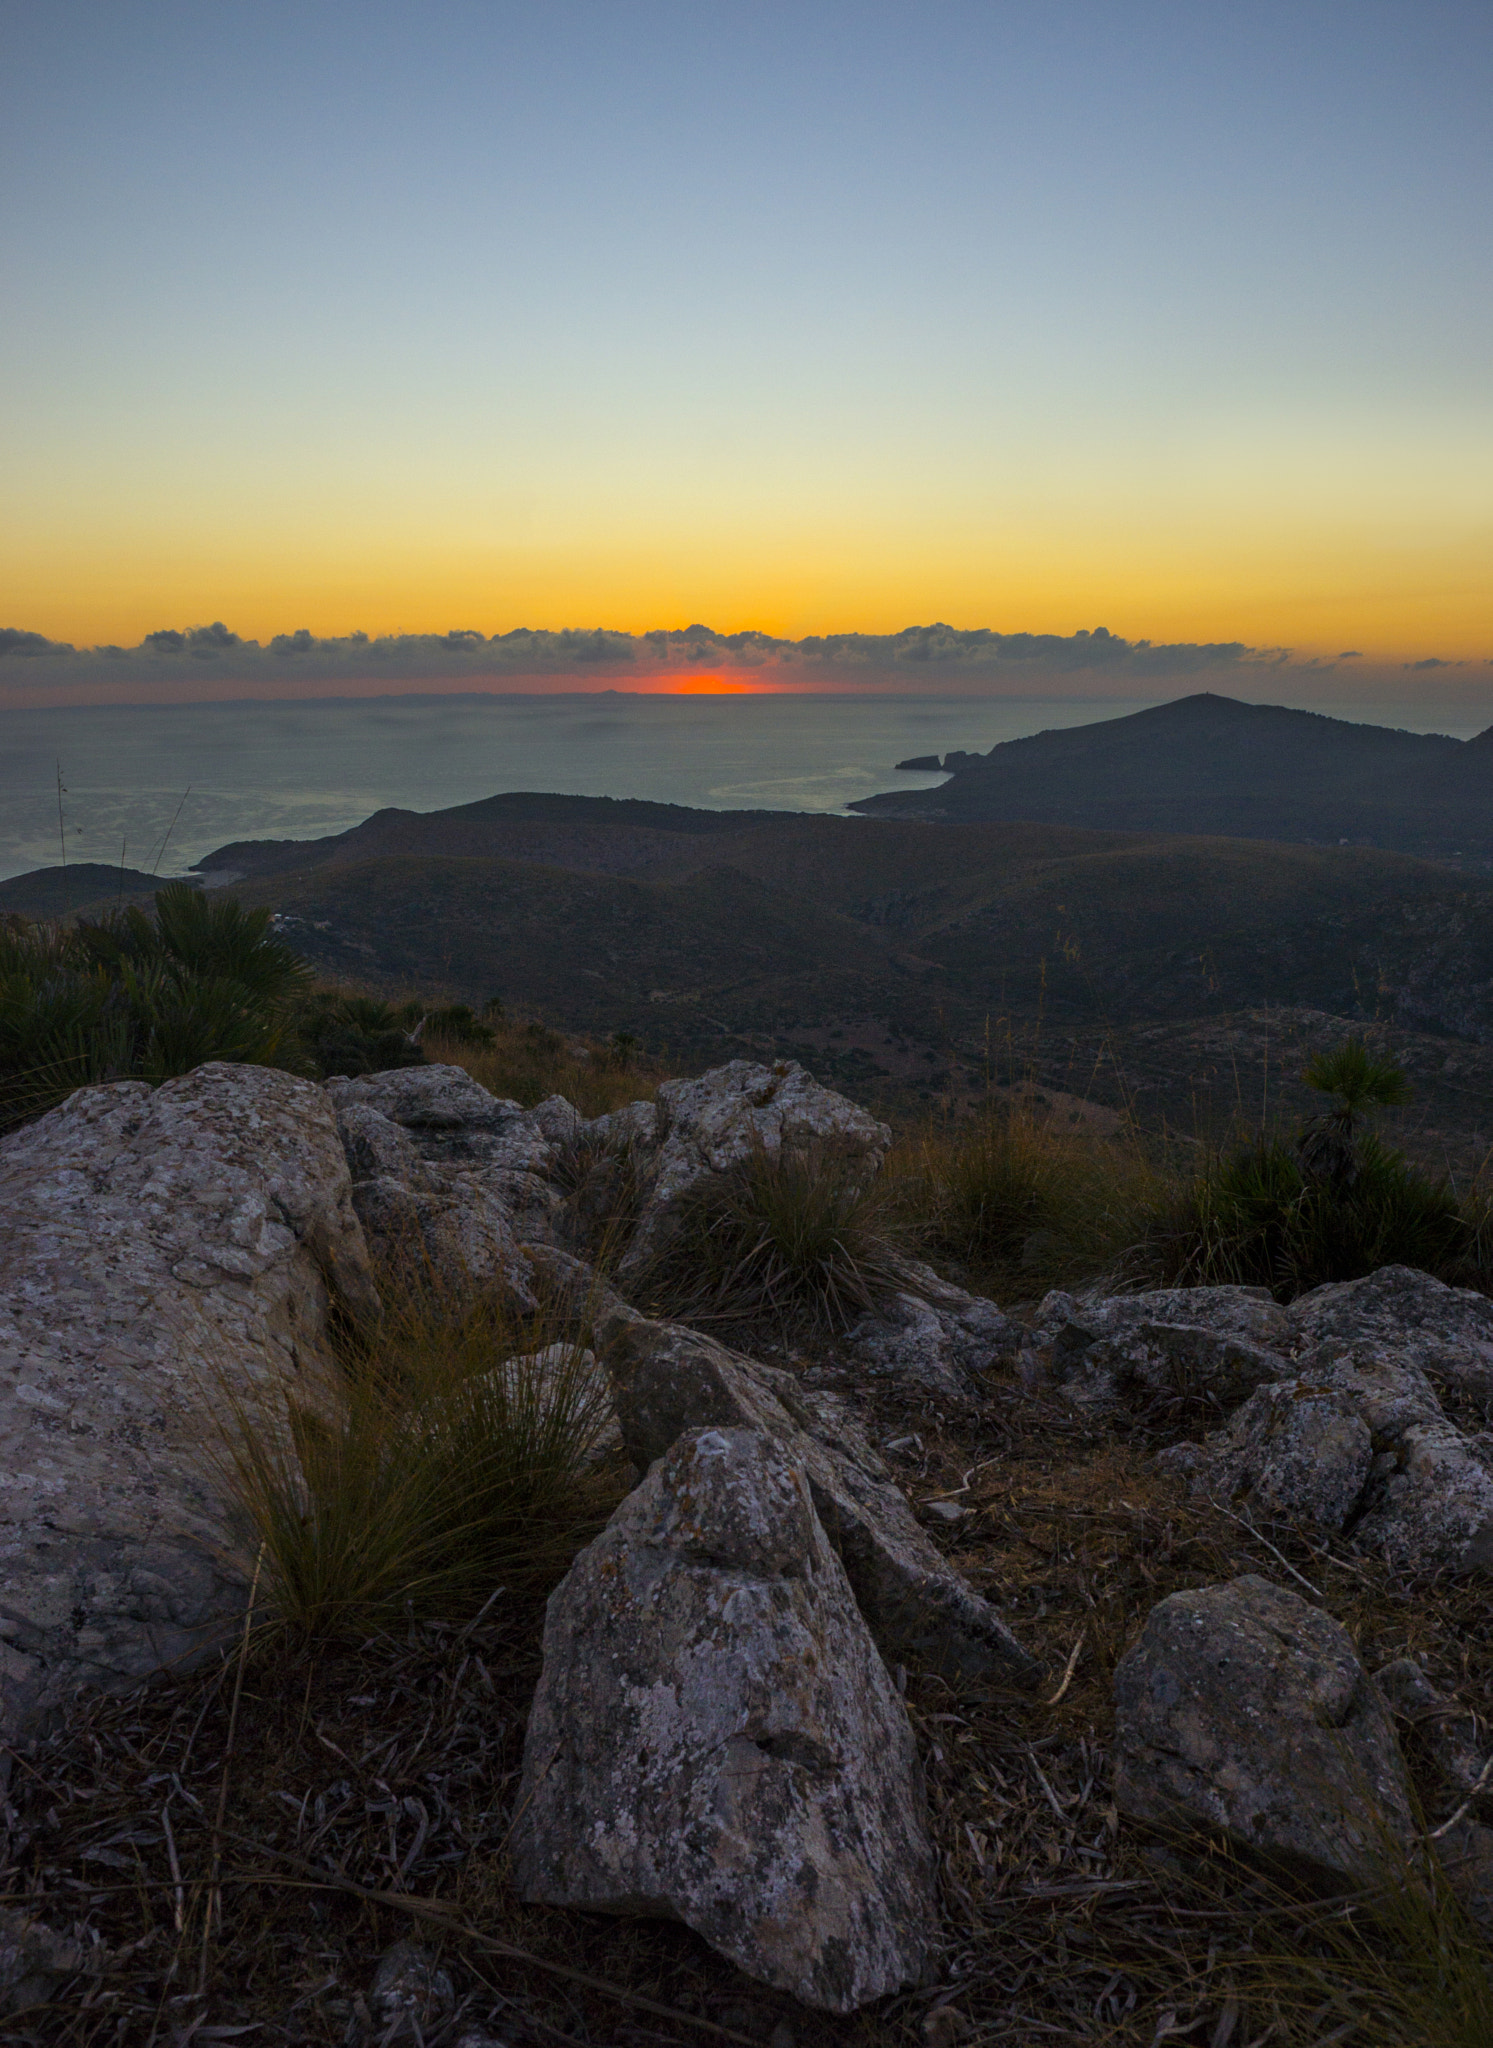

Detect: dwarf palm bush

[0,884,311,1129]
[1137,1130,1469,1297]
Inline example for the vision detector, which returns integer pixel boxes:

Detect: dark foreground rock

[512,1425,940,2011]
[1113,1575,1415,1890]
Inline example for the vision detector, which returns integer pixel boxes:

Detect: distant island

[862,693,1493,863]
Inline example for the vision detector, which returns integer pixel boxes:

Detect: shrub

[1136,1130,1469,1297]
[296,991,426,1078]
[634,1138,912,1337]
[0,884,311,1129]
[216,1278,625,1644]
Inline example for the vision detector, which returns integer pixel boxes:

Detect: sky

[2,0,1490,696]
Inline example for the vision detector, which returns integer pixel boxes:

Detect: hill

[16,788,1493,1162]
[849,692,1493,860]
[0,862,188,919]
[194,798,1493,1167]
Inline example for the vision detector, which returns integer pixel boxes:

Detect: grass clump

[0,883,310,1129]
[636,1138,913,1337]
[898,1100,1164,1299]
[218,1277,625,1645]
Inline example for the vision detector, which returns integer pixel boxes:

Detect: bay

[2,687,1488,884]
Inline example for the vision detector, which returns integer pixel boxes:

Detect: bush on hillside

[0,884,311,1130]
[1136,1130,1472,1297]
[1131,1041,1488,1298]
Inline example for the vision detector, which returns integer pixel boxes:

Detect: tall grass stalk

[214,1277,626,1645]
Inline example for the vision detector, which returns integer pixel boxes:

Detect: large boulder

[600,1313,1039,1686]
[0,1065,378,1746]
[1034,1286,1293,1420]
[1113,1576,1415,1890]
[616,1061,891,1278]
[1162,1343,1493,1571]
[511,1425,939,2011]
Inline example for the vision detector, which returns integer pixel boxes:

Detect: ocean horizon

[3,686,1491,885]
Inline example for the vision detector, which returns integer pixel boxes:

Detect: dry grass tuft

[214,1269,628,1646]
[633,1138,915,1339]
[428,1016,667,1119]
[892,1101,1167,1300]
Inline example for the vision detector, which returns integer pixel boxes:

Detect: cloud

[0,617,1427,701]
[1405,656,1451,669]
[0,627,73,657]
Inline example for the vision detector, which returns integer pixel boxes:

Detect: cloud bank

[0,618,1280,700]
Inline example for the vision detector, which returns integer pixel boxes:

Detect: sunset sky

[2,1,1489,681]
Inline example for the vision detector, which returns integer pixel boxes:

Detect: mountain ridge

[850,692,1493,857]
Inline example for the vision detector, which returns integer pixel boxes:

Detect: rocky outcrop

[329,1065,555,1305]
[600,1313,1039,1686]
[1035,1285,1292,1419]
[615,1060,891,1278]
[511,1425,939,2011]
[1288,1266,1493,1413]
[0,1065,377,1746]
[844,1268,1022,1401]
[1113,1575,1415,1890]
[1162,1342,1493,1572]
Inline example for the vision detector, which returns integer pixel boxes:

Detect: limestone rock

[0,1905,101,2018]
[1374,1658,1489,1798]
[1165,1343,1493,1571]
[368,1939,455,2043]
[1113,1575,1415,1889]
[327,1064,555,1176]
[0,1065,376,1745]
[1289,1266,1493,1412]
[511,1424,939,2011]
[332,1072,557,1298]
[617,1061,891,1276]
[599,1314,1038,1685]
[1035,1286,1292,1419]
[349,1172,538,1307]
[1158,1383,1374,1531]
[845,1275,1022,1401]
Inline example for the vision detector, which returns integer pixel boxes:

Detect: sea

[2,688,1490,885]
